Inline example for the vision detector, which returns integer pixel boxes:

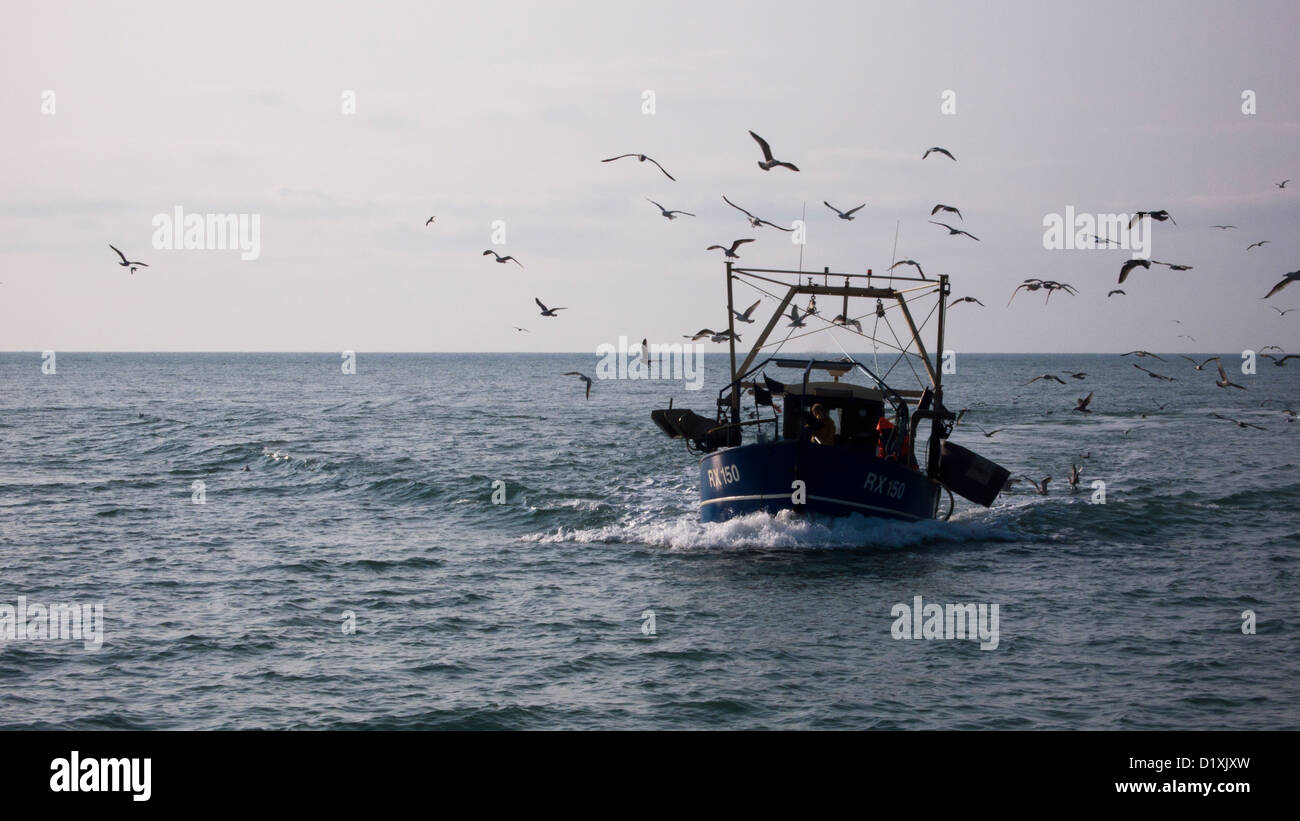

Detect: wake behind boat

[652,262,1010,523]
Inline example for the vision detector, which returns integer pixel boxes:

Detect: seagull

[1210,225,1238,230]
[824,201,865,220]
[1278,179,1291,189]
[1008,279,1046,305]
[831,314,862,332]
[929,220,979,241]
[1262,353,1300,366]
[733,299,762,323]
[1108,289,1126,297]
[1022,475,1051,495]
[683,329,717,341]
[1023,374,1067,386]
[535,297,566,317]
[1247,240,1271,251]
[1068,464,1081,490]
[1214,360,1246,390]
[1270,306,1295,316]
[1129,210,1175,228]
[889,260,926,279]
[721,196,792,231]
[706,238,755,259]
[425,216,436,226]
[1041,281,1078,303]
[646,198,694,220]
[601,153,675,181]
[975,426,1005,438]
[1122,350,1165,361]
[787,305,808,328]
[710,330,741,343]
[1074,392,1094,413]
[1179,355,1218,370]
[1261,345,1285,353]
[1151,260,1193,271]
[1133,363,1175,381]
[922,146,956,161]
[950,296,984,308]
[109,244,148,274]
[483,250,523,267]
[1088,234,1121,246]
[563,372,594,400]
[1264,271,1300,299]
[930,204,962,220]
[1118,258,1151,284]
[748,130,799,172]
[512,326,530,333]
[1065,372,1087,379]
[1210,412,1263,430]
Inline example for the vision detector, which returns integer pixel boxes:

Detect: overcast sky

[4,0,1297,353]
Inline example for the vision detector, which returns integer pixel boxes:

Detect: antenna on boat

[888,219,900,285]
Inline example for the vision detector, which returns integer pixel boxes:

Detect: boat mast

[725,260,740,422]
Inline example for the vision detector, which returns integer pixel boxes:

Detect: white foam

[526,507,1014,551]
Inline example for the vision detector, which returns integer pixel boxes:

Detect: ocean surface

[1,351,1297,730]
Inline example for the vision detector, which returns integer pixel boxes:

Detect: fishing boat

[652,262,1009,523]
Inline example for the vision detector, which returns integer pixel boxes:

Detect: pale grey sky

[3,0,1297,352]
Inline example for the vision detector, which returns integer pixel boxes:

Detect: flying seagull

[1122,350,1165,361]
[1129,210,1175,228]
[1262,353,1300,366]
[1214,360,1246,390]
[733,299,762,324]
[1278,179,1291,189]
[601,153,675,181]
[1179,355,1218,370]
[930,204,962,220]
[975,425,1005,438]
[1068,464,1081,490]
[706,238,755,259]
[922,147,956,161]
[1133,363,1175,381]
[483,250,523,267]
[683,329,717,341]
[721,196,792,231]
[535,297,566,317]
[748,130,799,171]
[1264,271,1300,299]
[1270,306,1295,316]
[1118,258,1151,284]
[1066,372,1088,380]
[1247,240,1271,251]
[563,372,593,400]
[1022,475,1051,496]
[824,201,865,221]
[1210,225,1237,230]
[1089,234,1121,246]
[1210,412,1263,430]
[1108,289,1126,297]
[950,296,984,308]
[1151,260,1193,271]
[1023,374,1066,386]
[109,244,148,274]
[1074,392,1094,413]
[512,326,530,333]
[831,314,863,332]
[645,198,694,220]
[929,221,979,241]
[889,260,926,279]
[787,305,808,328]
[425,216,436,226]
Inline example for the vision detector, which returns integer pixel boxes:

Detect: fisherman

[876,415,914,464]
[807,404,836,446]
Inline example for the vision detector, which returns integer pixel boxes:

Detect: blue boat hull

[699,440,940,523]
